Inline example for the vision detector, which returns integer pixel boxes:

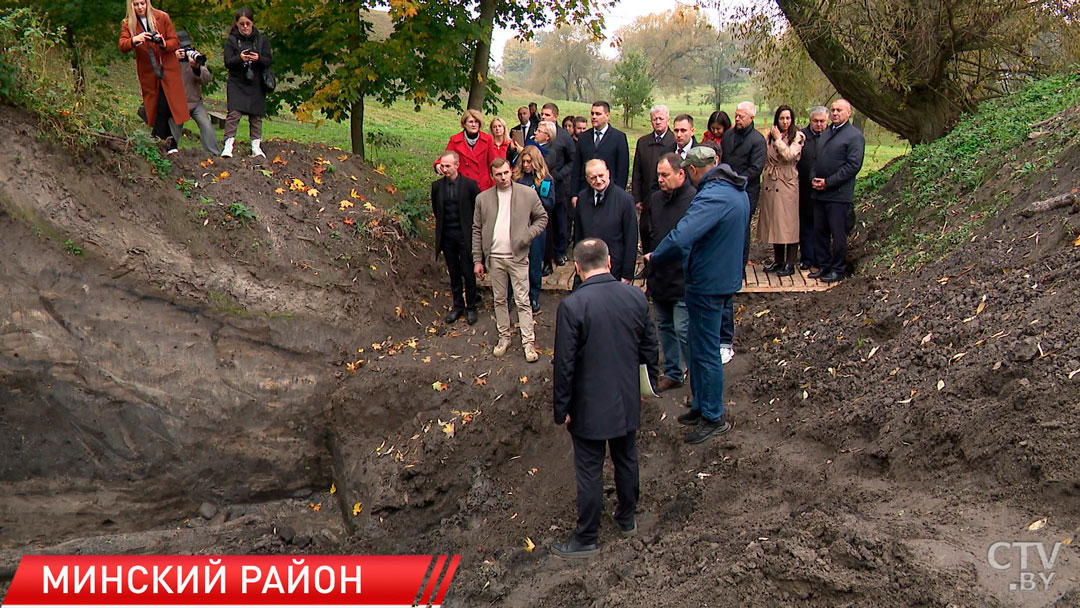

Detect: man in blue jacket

[809,99,864,282]
[552,238,659,558]
[645,147,749,444]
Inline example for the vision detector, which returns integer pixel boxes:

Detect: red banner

[3,555,460,607]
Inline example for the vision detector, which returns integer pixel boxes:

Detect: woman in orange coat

[119,0,190,154]
[435,109,496,190]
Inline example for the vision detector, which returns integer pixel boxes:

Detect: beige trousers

[489,256,534,344]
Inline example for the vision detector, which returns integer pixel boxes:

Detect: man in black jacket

[641,153,695,392]
[722,101,767,268]
[809,99,864,282]
[573,101,630,200]
[573,160,638,283]
[431,151,481,325]
[540,103,577,265]
[796,106,829,269]
[630,105,674,209]
[552,238,659,558]
[509,105,538,143]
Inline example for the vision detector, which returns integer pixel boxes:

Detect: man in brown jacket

[473,158,548,362]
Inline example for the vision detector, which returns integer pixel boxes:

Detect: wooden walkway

[540,261,835,293]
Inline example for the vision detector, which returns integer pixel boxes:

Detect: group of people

[430,99,865,558]
[120,0,271,158]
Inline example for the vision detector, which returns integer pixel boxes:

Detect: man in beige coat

[473,158,548,362]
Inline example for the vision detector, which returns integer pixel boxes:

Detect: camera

[182,47,206,67]
[146,31,164,46]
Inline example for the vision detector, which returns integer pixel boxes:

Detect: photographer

[166,31,220,156]
[220,6,272,159]
[118,0,189,154]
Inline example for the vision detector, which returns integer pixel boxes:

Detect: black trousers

[151,83,173,141]
[798,187,816,265]
[741,186,760,269]
[441,236,477,312]
[571,431,639,545]
[813,200,849,274]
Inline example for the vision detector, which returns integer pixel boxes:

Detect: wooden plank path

[538,261,835,293]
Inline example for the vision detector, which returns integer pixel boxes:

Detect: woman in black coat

[221,6,272,158]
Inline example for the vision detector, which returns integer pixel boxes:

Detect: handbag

[262,65,276,93]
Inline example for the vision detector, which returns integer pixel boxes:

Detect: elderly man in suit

[473,158,548,362]
[722,101,767,269]
[796,106,829,270]
[573,101,630,202]
[631,105,674,209]
[809,99,865,283]
[431,151,482,325]
[551,238,659,558]
[573,159,638,284]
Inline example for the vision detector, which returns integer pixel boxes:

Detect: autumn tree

[745,0,1080,143]
[501,37,536,83]
[527,26,606,102]
[741,26,834,116]
[610,49,653,127]
[615,7,716,93]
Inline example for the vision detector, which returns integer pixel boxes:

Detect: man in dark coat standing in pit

[551,238,659,558]
[573,159,638,284]
[431,151,481,325]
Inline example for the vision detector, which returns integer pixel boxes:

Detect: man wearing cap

[169,30,219,155]
[644,146,749,444]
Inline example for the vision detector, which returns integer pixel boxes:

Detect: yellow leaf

[423,356,432,363]
[372,342,382,350]
[311,502,322,512]
[307,188,319,197]
[363,202,377,212]
[199,158,215,168]
[407,339,418,349]
[433,380,448,392]
[350,174,358,181]
[442,421,455,438]
[338,154,349,162]
[352,502,363,516]
[395,305,405,318]
[520,375,528,384]
[370,264,377,271]
[521,391,529,399]
[373,164,386,175]
[475,376,487,386]
[754,309,770,318]
[1027,517,1047,531]
[1074,234,1080,247]
[524,537,535,552]
[421,300,430,307]
[214,171,231,182]
[289,178,306,191]
[386,185,398,194]
[330,483,337,494]
[339,200,354,211]
[274,187,285,195]
[351,188,362,199]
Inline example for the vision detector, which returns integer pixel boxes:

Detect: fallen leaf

[406,339,418,349]
[330,483,337,494]
[272,155,286,165]
[373,164,386,175]
[394,305,405,318]
[274,187,286,194]
[475,376,487,386]
[524,537,535,552]
[950,352,967,363]
[363,202,377,212]
[867,345,879,359]
[339,200,354,211]
[338,154,349,162]
[521,391,529,399]
[921,333,933,344]
[351,188,362,199]
[422,356,432,363]
[386,185,398,194]
[433,380,448,392]
[369,264,377,271]
[372,342,383,350]
[343,218,355,226]
[1069,368,1080,380]
[214,170,230,182]
[313,174,323,185]
[1074,234,1080,247]
[350,174,358,181]
[259,169,272,177]
[936,379,945,391]
[199,158,215,168]
[421,299,430,307]
[442,421,455,438]
[352,502,363,516]
[1027,517,1047,531]
[754,309,771,318]
[310,502,322,512]
[289,178,306,191]
[306,188,319,197]
[520,375,529,384]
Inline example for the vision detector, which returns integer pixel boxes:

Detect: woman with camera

[119,0,190,154]
[221,6,273,158]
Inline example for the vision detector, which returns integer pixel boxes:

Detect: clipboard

[511,130,525,148]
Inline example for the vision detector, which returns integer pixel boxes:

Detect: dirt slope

[1,97,1078,608]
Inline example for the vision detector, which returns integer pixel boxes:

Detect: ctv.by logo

[987,541,1063,592]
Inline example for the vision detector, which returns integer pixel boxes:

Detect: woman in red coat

[119,0,190,154]
[436,109,496,190]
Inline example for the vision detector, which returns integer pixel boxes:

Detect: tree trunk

[775,0,959,144]
[350,97,365,160]
[466,0,496,111]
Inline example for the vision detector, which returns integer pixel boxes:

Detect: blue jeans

[653,300,690,383]
[685,292,729,423]
[721,295,734,347]
[528,228,547,306]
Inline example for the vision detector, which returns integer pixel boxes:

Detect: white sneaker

[523,343,539,363]
[493,337,512,357]
[721,345,734,365]
[220,137,234,158]
[251,139,265,158]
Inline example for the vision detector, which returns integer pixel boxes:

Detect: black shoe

[820,271,842,283]
[764,261,782,272]
[542,262,553,277]
[677,409,702,426]
[807,269,824,279]
[555,255,569,266]
[551,537,599,559]
[799,262,811,271]
[684,418,732,444]
[776,263,795,277]
[531,300,540,314]
[465,309,478,325]
[618,520,637,538]
[446,308,464,323]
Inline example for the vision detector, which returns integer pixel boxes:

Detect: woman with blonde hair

[435,109,496,189]
[513,145,555,312]
[119,0,190,153]
[490,116,520,163]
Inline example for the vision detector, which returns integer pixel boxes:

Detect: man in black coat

[551,238,659,558]
[809,99,865,282]
[573,159,638,283]
[573,100,630,199]
[630,105,674,209]
[796,106,829,269]
[431,151,481,324]
[540,103,577,265]
[509,105,539,144]
[722,101,767,267]
[640,153,696,392]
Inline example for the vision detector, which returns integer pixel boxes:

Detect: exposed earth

[1,102,1078,607]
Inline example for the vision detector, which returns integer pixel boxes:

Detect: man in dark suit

[809,98,865,283]
[722,101,767,268]
[509,105,538,144]
[573,159,638,283]
[573,100,630,201]
[431,151,481,325]
[630,105,674,209]
[540,103,577,265]
[796,106,829,270]
[551,238,659,558]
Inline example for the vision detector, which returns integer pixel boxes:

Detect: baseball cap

[681,146,717,168]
